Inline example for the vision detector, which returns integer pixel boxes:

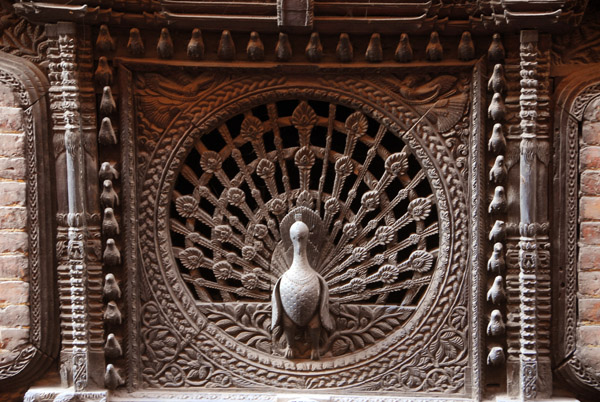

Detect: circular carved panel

[136,74,469,392]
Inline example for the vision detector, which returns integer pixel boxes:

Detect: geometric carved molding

[0,51,57,388]
[553,63,600,400]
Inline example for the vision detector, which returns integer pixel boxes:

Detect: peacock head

[290,221,309,248]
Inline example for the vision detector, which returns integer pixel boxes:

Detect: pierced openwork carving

[133,72,470,392]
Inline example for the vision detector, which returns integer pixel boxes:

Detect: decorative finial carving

[365,33,383,63]
[336,33,353,63]
[127,28,145,56]
[98,117,117,145]
[103,301,122,324]
[458,31,474,61]
[305,32,323,62]
[489,220,506,243]
[488,123,506,154]
[99,162,119,181]
[218,30,236,61]
[96,24,115,53]
[487,309,505,337]
[426,31,443,61]
[488,186,507,214]
[487,243,505,274]
[104,364,124,389]
[103,239,121,267]
[104,333,123,359]
[100,86,116,116]
[487,346,505,366]
[102,208,120,236]
[101,180,119,208]
[487,275,506,305]
[488,33,505,64]
[489,155,507,184]
[488,93,506,121]
[94,56,113,87]
[157,28,174,59]
[272,219,334,360]
[395,33,413,63]
[276,32,292,61]
[187,28,205,60]
[247,32,265,61]
[103,273,122,299]
[488,64,507,94]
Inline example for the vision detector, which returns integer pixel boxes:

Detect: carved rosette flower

[352,247,368,262]
[361,190,380,211]
[324,198,340,215]
[373,253,386,265]
[377,264,399,284]
[345,111,368,137]
[385,152,409,176]
[251,224,268,239]
[346,268,359,278]
[408,250,434,272]
[335,156,354,176]
[175,195,198,218]
[290,101,318,131]
[241,246,256,260]
[213,261,233,280]
[226,188,245,206]
[240,116,264,142]
[374,226,394,245]
[343,222,358,238]
[213,225,232,242]
[256,158,275,179]
[241,272,259,289]
[267,197,286,215]
[294,146,315,168]
[179,247,204,270]
[349,277,366,293]
[407,198,432,221]
[186,232,202,244]
[200,151,222,173]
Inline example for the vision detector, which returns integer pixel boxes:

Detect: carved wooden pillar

[47,22,104,391]
[517,29,552,400]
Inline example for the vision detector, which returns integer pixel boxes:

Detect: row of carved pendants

[95,22,482,63]
[97,67,126,389]
[486,36,508,369]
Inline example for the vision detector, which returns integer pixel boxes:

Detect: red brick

[0,281,28,305]
[0,107,23,133]
[0,134,25,158]
[0,305,29,327]
[579,245,600,271]
[580,298,600,323]
[0,158,26,180]
[580,271,600,297]
[0,181,25,207]
[581,146,600,170]
[0,255,28,280]
[0,328,29,350]
[578,325,600,346]
[580,196,600,220]
[583,121,600,146]
[0,231,28,253]
[581,222,600,245]
[581,171,600,196]
[0,207,26,230]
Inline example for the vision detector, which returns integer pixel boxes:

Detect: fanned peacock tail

[171,99,439,307]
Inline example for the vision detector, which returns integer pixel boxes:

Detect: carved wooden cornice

[10,0,589,34]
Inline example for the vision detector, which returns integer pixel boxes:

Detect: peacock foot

[284,346,294,359]
[311,349,320,360]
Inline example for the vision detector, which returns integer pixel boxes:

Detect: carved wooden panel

[127,69,472,393]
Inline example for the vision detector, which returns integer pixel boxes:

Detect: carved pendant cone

[187,28,205,60]
[395,33,413,63]
[365,33,383,63]
[305,32,323,62]
[247,31,265,61]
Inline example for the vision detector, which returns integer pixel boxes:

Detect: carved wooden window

[128,70,471,392]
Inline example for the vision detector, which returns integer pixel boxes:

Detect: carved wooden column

[47,22,104,391]
[517,29,551,400]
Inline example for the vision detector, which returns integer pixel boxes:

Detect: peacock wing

[271,277,283,331]
[318,276,335,332]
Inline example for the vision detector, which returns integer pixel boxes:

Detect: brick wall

[578,97,600,368]
[0,81,30,367]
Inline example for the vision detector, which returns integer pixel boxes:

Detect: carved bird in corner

[272,219,334,360]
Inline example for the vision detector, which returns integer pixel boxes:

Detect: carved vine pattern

[133,72,470,392]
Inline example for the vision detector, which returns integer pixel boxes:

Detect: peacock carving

[170,99,440,358]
